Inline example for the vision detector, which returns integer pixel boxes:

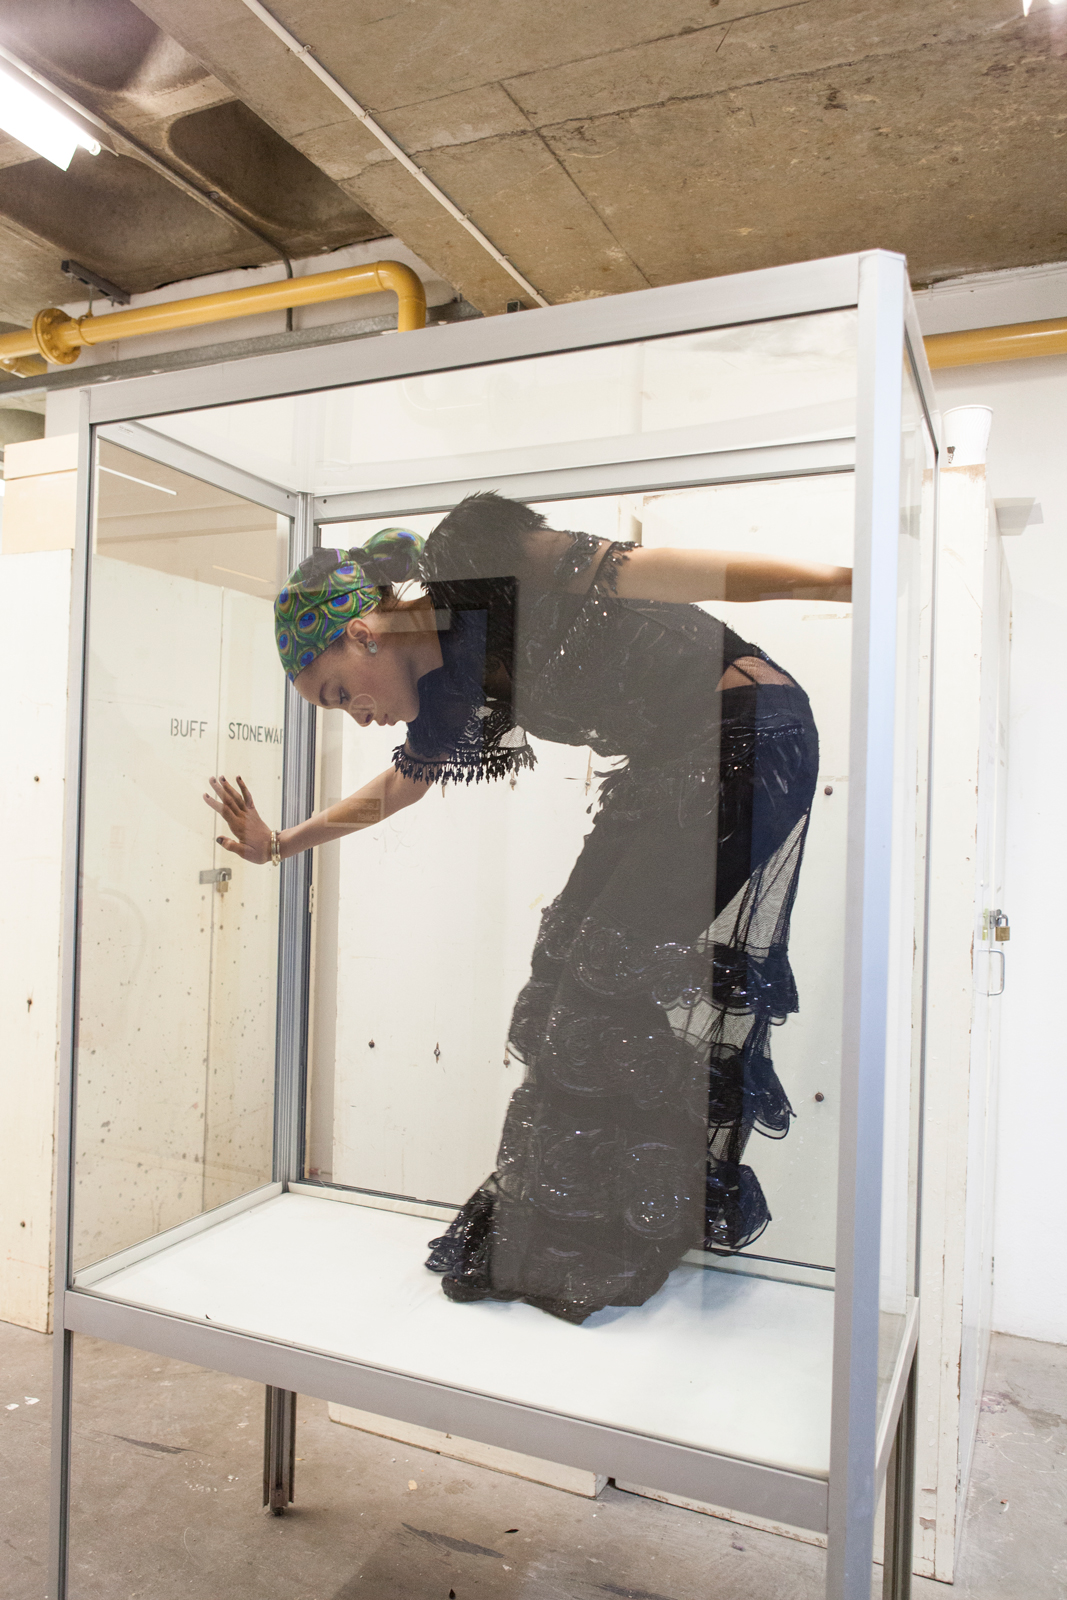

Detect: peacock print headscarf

[274,527,424,680]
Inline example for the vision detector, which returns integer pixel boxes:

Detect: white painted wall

[916,264,1067,1345]
[0,397,79,1329]
[0,551,71,1330]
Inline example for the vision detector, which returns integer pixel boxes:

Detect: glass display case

[51,250,937,1600]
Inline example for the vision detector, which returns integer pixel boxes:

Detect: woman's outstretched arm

[613,546,851,604]
[204,766,432,864]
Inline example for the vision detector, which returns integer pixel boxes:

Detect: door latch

[199,866,233,894]
[979,909,1009,996]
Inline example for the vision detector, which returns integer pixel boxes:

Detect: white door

[958,509,1011,1519]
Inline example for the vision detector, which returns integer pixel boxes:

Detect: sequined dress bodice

[394,532,776,785]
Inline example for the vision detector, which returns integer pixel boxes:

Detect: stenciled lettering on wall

[229,721,283,745]
[168,718,283,742]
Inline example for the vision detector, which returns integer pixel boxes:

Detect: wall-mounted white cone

[943,405,992,468]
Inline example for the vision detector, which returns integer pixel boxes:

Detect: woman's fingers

[209,776,240,809]
[217,833,257,862]
[207,776,253,822]
[204,779,250,840]
[207,777,231,811]
[210,775,244,808]
[204,789,240,825]
[216,834,254,858]
[205,776,268,861]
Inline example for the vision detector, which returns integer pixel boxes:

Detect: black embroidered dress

[396,522,819,1324]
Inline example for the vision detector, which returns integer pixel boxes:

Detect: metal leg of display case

[882,1357,917,1600]
[48,393,94,1600]
[48,1330,75,1600]
[263,1387,298,1513]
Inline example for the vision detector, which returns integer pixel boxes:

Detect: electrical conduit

[236,0,550,310]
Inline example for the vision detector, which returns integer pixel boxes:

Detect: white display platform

[87,1192,833,1478]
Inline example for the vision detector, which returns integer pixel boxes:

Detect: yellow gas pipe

[924,316,1067,369]
[0,260,426,376]
[2,262,1065,376]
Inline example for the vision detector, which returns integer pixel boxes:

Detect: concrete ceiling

[0,0,1064,328]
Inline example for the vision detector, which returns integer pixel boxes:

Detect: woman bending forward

[207,493,849,1325]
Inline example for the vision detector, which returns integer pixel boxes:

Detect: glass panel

[78,312,873,1490]
[72,440,288,1274]
[283,471,853,1476]
[310,478,853,1290]
[877,357,936,1416]
[143,310,857,495]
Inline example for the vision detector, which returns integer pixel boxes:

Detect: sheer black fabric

[394,584,537,785]
[394,507,632,784]
[408,505,818,1322]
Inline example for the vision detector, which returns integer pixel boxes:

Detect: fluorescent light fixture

[213,565,273,583]
[0,62,100,169]
[99,466,177,495]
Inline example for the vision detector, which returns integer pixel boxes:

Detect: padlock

[199,866,232,895]
[994,910,1010,943]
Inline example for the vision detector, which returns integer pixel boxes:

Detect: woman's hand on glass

[203,775,272,864]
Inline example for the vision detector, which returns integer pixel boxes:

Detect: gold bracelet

[270,830,282,866]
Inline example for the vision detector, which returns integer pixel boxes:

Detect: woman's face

[293,615,423,727]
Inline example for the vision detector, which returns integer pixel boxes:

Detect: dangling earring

[366,640,378,655]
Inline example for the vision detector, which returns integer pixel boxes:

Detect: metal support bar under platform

[882,1356,917,1599]
[263,1387,297,1514]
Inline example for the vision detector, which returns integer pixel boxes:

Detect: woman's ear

[344,616,379,654]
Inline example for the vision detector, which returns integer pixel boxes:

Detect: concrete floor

[1,1326,1063,1600]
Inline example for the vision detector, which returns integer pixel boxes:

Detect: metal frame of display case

[49,250,937,1600]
